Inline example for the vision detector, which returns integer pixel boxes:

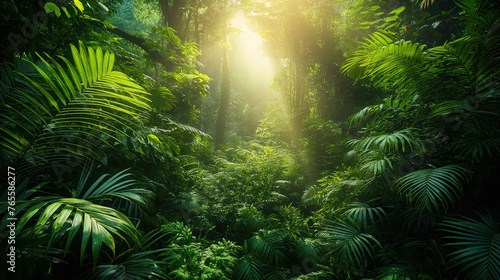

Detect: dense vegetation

[1,0,499,279]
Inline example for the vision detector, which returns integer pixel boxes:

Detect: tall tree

[214,26,231,150]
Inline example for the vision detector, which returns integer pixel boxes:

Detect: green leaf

[148,133,161,146]
[384,15,399,22]
[44,2,61,17]
[60,6,71,18]
[389,6,405,15]
[74,0,84,12]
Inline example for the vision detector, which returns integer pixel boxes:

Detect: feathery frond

[0,42,150,174]
[296,238,322,265]
[149,86,176,112]
[441,213,500,280]
[247,231,287,266]
[82,249,168,280]
[351,129,423,154]
[75,164,151,217]
[233,256,264,280]
[397,165,470,214]
[342,32,431,96]
[453,127,500,162]
[318,218,381,271]
[348,95,421,128]
[11,197,139,267]
[344,201,388,229]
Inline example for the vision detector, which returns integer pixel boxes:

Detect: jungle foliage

[1,0,499,279]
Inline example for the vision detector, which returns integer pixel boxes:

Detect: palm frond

[296,238,322,265]
[397,165,470,214]
[233,256,264,280]
[348,129,424,177]
[440,213,500,280]
[343,201,388,229]
[455,0,498,35]
[428,16,500,98]
[318,218,381,271]
[352,129,424,154]
[430,36,480,91]
[263,267,287,280]
[13,197,140,267]
[348,95,421,128]
[75,164,151,217]
[0,42,150,174]
[323,180,364,207]
[453,127,500,162]
[478,18,500,80]
[376,263,421,280]
[301,185,323,206]
[358,150,394,177]
[81,249,168,280]
[342,32,431,96]
[149,86,176,112]
[166,117,212,139]
[247,230,287,266]
[342,31,397,80]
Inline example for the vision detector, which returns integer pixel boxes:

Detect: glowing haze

[227,10,287,136]
[230,10,276,88]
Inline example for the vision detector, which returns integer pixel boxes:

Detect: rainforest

[0,0,499,279]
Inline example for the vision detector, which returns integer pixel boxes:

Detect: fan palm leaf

[358,150,394,177]
[74,164,151,218]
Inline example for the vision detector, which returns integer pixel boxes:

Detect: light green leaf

[389,6,405,15]
[44,2,61,17]
[74,0,84,12]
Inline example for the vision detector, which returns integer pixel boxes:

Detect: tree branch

[92,21,175,71]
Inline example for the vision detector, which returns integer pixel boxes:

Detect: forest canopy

[1,0,499,279]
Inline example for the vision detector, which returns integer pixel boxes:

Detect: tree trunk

[288,0,306,148]
[160,0,188,39]
[214,36,230,150]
